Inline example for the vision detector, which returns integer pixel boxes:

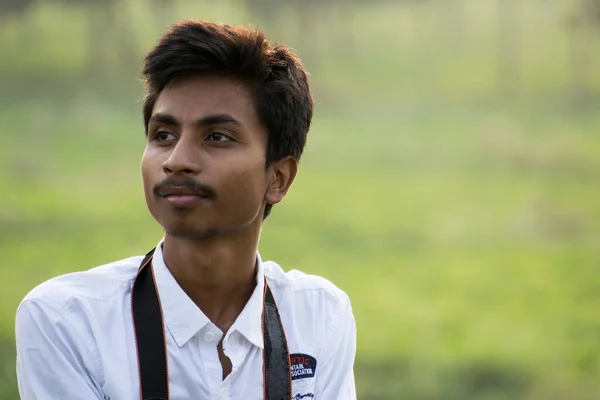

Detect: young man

[15,20,356,400]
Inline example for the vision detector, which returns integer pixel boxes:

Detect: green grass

[2,0,600,398]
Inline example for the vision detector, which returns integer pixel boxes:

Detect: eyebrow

[148,112,243,128]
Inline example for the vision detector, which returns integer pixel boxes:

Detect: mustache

[153,177,217,198]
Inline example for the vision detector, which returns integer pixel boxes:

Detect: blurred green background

[1,0,600,399]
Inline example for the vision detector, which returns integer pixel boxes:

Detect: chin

[153,211,217,239]
[154,206,261,240]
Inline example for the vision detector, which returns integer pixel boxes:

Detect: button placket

[198,325,224,394]
[213,383,229,400]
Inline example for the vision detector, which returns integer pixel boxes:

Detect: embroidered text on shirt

[290,353,317,381]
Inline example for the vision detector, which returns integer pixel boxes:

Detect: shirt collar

[151,238,265,349]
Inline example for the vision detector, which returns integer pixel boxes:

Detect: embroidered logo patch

[290,353,317,381]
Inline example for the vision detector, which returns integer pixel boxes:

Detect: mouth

[161,193,209,208]
[164,194,204,207]
[153,179,217,209]
[158,187,213,207]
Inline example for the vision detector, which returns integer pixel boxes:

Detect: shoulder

[263,260,355,359]
[18,255,144,314]
[264,260,351,309]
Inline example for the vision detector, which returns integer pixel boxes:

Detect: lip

[162,194,207,207]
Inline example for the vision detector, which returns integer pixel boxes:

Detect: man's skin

[141,73,298,379]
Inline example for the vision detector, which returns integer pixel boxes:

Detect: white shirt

[15,240,356,400]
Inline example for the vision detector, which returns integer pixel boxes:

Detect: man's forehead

[153,76,255,123]
[161,74,250,101]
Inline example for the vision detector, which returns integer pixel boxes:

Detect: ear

[265,156,298,206]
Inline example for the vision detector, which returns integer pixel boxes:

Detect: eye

[207,132,233,142]
[151,131,176,143]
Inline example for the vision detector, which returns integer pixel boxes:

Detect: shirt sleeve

[15,299,105,400]
[314,293,357,399]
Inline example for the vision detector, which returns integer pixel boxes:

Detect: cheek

[141,150,160,194]
[140,160,151,188]
[220,161,267,201]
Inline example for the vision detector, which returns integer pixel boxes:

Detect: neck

[161,225,261,331]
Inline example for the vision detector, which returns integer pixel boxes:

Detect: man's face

[141,75,273,239]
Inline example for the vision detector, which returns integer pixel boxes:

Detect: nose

[162,137,201,175]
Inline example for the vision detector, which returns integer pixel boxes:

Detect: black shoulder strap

[263,285,292,399]
[131,248,291,400]
[131,249,169,400]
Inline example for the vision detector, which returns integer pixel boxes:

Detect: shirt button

[204,331,216,342]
